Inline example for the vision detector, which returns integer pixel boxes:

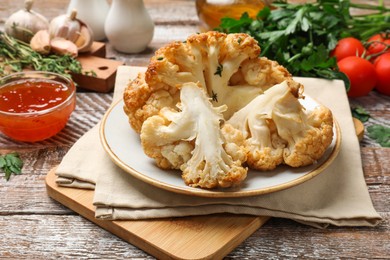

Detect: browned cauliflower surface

[124,31,292,133]
[228,80,333,170]
[123,31,334,189]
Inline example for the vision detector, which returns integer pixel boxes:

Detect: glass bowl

[0,71,76,142]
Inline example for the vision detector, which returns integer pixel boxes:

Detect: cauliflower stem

[228,80,333,170]
[141,82,247,189]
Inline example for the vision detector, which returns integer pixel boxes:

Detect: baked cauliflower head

[123,31,334,189]
[124,31,292,133]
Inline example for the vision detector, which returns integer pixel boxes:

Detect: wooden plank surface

[45,169,269,260]
[1,0,389,259]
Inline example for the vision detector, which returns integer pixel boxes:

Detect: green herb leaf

[216,0,390,85]
[367,125,390,147]
[351,106,370,122]
[214,63,223,77]
[83,70,97,77]
[211,91,218,102]
[0,152,23,181]
[219,12,253,33]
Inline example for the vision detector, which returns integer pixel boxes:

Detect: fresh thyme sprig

[0,32,82,79]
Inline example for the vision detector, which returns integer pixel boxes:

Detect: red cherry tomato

[374,53,390,96]
[367,33,390,55]
[331,37,366,62]
[338,56,377,97]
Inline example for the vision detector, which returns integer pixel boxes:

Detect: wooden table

[1,0,389,258]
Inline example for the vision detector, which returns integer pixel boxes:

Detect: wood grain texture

[45,169,269,260]
[72,56,125,92]
[0,0,389,259]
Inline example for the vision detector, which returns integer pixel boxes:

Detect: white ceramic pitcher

[104,0,155,53]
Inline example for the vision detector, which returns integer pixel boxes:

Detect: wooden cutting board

[73,41,125,93]
[45,169,270,260]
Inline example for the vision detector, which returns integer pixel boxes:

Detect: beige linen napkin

[56,66,382,228]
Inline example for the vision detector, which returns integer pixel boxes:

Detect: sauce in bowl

[0,72,76,142]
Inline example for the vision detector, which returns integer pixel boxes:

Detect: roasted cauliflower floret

[240,57,293,88]
[228,81,293,170]
[141,82,247,189]
[272,92,334,167]
[228,80,333,170]
[123,73,179,132]
[124,31,294,132]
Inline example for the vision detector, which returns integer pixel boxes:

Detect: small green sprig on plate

[0,152,23,181]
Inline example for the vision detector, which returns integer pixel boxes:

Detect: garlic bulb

[4,0,49,43]
[49,9,94,53]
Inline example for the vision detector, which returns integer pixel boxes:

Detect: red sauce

[0,79,70,113]
[0,78,76,142]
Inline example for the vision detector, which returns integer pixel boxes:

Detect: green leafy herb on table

[217,0,390,84]
[0,32,82,79]
[0,152,23,181]
[350,106,389,147]
[351,106,371,122]
[367,124,390,147]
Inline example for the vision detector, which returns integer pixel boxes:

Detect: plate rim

[100,99,342,198]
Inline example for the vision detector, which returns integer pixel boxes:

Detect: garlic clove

[75,25,94,53]
[4,0,49,43]
[30,29,51,54]
[50,37,78,57]
[55,25,70,39]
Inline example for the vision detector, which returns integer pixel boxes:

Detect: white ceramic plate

[100,97,341,198]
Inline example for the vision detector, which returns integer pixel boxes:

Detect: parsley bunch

[352,106,390,147]
[367,125,390,147]
[217,0,390,83]
[0,153,23,181]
